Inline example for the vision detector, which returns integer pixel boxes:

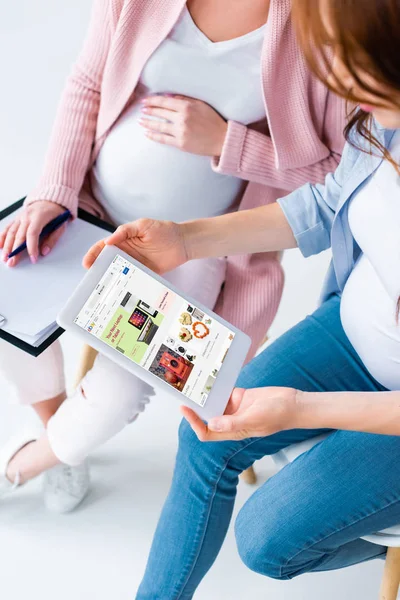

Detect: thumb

[82,239,106,269]
[105,222,140,247]
[208,414,247,434]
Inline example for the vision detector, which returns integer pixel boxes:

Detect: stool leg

[74,345,99,390]
[380,547,400,600]
[241,466,257,485]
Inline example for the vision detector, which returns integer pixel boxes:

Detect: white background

[0,1,383,598]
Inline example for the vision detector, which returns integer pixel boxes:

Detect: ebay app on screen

[75,255,235,407]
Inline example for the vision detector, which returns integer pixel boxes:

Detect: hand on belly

[139,94,228,157]
[92,100,241,224]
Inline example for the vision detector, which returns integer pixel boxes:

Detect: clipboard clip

[0,314,6,329]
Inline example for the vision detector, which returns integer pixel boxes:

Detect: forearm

[182,203,297,260]
[26,78,100,216]
[294,390,400,436]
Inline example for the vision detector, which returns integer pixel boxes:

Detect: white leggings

[0,259,226,465]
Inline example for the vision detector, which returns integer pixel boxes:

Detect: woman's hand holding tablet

[83,204,294,274]
[181,387,297,442]
[83,219,188,275]
[60,244,250,421]
[80,210,294,425]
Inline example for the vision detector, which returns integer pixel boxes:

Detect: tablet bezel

[57,245,251,420]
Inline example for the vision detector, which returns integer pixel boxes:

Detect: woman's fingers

[2,220,19,261]
[142,95,187,112]
[105,222,143,247]
[25,220,43,264]
[40,223,67,257]
[2,220,24,266]
[180,407,214,440]
[82,239,107,269]
[140,106,176,122]
[105,224,132,246]
[139,117,175,137]
[180,406,249,442]
[224,388,246,415]
[144,131,180,146]
[0,222,12,251]
[1,202,68,267]
[181,388,248,440]
[207,414,249,436]
[140,95,193,148]
[9,221,30,267]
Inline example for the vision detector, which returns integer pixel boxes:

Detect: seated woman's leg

[137,296,385,599]
[45,353,155,466]
[6,353,155,481]
[0,339,68,483]
[41,257,227,467]
[3,256,227,480]
[235,427,400,579]
[0,338,66,424]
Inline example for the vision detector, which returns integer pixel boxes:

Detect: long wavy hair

[293,0,400,319]
[292,0,400,167]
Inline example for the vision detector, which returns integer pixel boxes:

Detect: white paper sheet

[0,212,108,345]
[13,323,60,348]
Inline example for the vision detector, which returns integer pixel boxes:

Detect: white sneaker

[0,431,38,497]
[43,460,90,513]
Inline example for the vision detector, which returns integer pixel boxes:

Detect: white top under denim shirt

[340,131,400,390]
[92,7,266,225]
[278,123,399,390]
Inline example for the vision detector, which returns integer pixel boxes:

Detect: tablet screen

[74,255,235,407]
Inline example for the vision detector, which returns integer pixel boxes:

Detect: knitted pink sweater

[26,0,347,359]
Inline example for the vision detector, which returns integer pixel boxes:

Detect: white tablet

[57,245,251,420]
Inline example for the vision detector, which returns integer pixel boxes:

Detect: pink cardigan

[26,0,347,359]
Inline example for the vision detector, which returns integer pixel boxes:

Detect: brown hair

[292,0,400,164]
[292,0,400,319]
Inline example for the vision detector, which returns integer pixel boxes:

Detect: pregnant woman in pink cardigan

[0,0,345,512]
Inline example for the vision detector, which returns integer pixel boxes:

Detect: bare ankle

[6,437,60,485]
[6,441,35,485]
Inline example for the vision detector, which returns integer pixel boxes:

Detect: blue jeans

[137,296,400,599]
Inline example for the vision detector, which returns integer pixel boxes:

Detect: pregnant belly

[91,103,242,226]
[340,256,400,391]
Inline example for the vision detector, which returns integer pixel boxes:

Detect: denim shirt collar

[337,126,395,215]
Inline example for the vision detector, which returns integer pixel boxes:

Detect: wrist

[278,388,303,430]
[291,390,320,430]
[213,121,228,157]
[292,390,339,430]
[180,219,209,261]
[180,212,241,261]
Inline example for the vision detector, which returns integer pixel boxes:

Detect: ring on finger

[140,118,174,135]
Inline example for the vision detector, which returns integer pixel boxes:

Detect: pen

[8,209,72,259]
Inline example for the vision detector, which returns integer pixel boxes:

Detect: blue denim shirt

[278,126,397,302]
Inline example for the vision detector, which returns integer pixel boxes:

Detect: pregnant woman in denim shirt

[84,0,400,596]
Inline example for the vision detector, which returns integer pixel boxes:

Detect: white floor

[0,2,384,598]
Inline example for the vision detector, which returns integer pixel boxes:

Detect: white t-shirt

[92,6,266,226]
[341,130,400,390]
